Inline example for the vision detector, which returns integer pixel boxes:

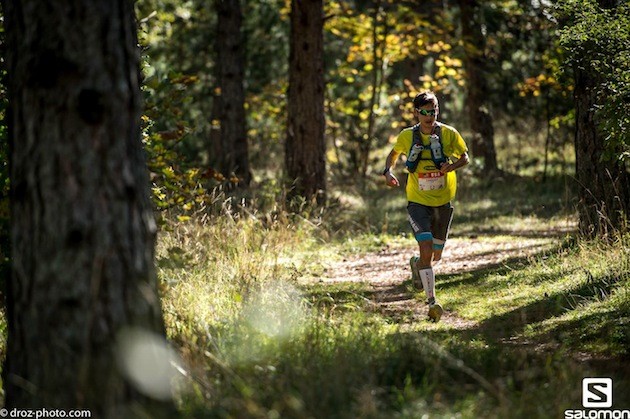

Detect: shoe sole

[428,304,444,323]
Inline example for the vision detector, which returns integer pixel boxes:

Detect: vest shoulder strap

[412,124,420,141]
[434,123,442,138]
[412,123,443,144]
[409,123,448,170]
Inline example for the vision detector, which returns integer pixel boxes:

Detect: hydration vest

[405,123,448,173]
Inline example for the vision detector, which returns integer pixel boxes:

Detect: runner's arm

[383,149,401,187]
[440,151,469,174]
[384,149,401,173]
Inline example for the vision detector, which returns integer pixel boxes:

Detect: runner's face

[415,103,438,130]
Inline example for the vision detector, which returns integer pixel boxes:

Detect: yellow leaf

[326,149,339,164]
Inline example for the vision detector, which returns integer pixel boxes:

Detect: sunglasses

[416,108,437,116]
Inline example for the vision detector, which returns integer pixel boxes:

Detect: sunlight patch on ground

[437,236,556,276]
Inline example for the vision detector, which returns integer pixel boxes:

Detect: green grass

[154,175,630,418]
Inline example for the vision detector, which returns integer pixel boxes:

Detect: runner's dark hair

[413,90,439,109]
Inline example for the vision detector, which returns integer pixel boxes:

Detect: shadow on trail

[438,262,623,347]
[455,226,575,239]
[438,243,555,280]
[446,269,625,343]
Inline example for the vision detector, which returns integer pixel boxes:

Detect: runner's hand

[439,163,454,174]
[385,172,399,187]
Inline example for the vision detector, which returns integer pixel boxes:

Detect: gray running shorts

[407,202,454,244]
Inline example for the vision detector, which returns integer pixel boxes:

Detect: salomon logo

[583,378,613,408]
[564,378,629,418]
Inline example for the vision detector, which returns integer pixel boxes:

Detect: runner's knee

[418,240,433,267]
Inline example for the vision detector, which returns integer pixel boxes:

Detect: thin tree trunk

[543,86,551,181]
[361,0,383,178]
[3,1,175,415]
[286,0,326,205]
[458,0,498,173]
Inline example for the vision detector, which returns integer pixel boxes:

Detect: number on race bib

[417,172,445,190]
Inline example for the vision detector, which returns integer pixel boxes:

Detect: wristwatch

[382,167,391,176]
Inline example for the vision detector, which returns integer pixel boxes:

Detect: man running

[382,90,469,322]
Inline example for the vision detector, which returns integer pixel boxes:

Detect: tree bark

[2,1,175,415]
[285,0,326,205]
[458,0,498,173]
[573,61,630,239]
[570,0,629,238]
[215,0,251,186]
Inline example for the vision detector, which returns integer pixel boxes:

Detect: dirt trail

[317,236,554,327]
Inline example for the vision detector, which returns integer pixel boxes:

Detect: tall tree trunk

[573,44,629,239]
[2,1,175,415]
[458,0,498,173]
[570,0,629,238]
[215,0,251,186]
[285,0,326,205]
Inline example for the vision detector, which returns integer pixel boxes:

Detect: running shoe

[428,302,444,323]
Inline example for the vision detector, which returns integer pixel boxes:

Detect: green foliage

[137,0,217,164]
[142,130,209,220]
[472,1,576,174]
[136,0,290,174]
[324,1,466,175]
[134,0,578,204]
[556,0,630,162]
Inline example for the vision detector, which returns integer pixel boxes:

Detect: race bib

[417,171,445,190]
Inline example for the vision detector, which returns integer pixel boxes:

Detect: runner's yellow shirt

[393,122,468,207]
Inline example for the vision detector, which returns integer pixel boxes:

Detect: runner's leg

[431,203,454,263]
[414,203,448,322]
[408,203,435,302]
